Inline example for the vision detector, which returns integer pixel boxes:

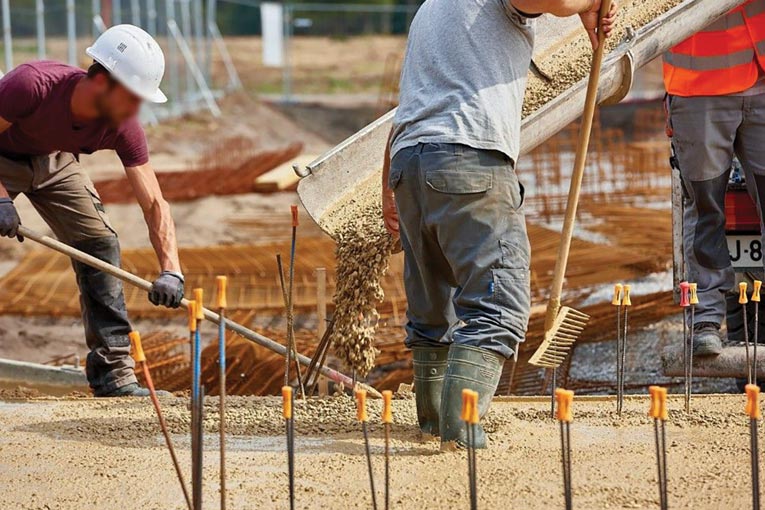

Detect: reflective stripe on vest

[664,48,755,71]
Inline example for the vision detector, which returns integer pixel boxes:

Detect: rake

[529,0,612,367]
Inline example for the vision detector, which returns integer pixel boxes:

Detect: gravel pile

[320,174,396,377]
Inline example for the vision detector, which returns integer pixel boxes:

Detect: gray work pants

[0,152,136,395]
[389,143,531,359]
[669,93,765,325]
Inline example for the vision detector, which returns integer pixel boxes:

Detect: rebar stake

[679,282,691,413]
[381,390,393,510]
[130,332,192,510]
[649,386,668,510]
[283,386,296,510]
[612,284,623,415]
[216,276,228,510]
[462,389,479,510]
[688,283,698,413]
[556,388,574,510]
[753,281,762,387]
[741,282,753,385]
[356,389,378,510]
[193,288,205,510]
[747,384,761,510]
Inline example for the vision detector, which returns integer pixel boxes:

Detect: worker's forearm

[143,198,182,274]
[0,181,9,199]
[382,128,394,196]
[511,0,594,16]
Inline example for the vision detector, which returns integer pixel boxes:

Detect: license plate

[728,234,763,271]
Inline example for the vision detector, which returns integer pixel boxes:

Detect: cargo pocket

[425,169,493,195]
[491,267,531,332]
[85,185,118,237]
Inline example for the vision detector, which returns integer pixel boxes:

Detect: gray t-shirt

[391,0,535,165]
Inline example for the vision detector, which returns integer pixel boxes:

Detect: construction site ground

[0,393,755,509]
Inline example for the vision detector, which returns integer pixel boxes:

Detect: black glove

[0,198,23,242]
[149,271,184,308]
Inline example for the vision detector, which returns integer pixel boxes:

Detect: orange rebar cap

[382,390,393,424]
[216,276,228,309]
[187,300,197,332]
[746,384,761,420]
[740,282,749,305]
[689,283,699,306]
[461,388,473,423]
[468,391,480,425]
[648,386,668,420]
[129,331,146,363]
[194,288,204,320]
[282,386,293,420]
[754,280,762,304]
[355,389,368,422]
[679,282,690,307]
[611,284,623,306]
[291,205,299,227]
[622,284,632,307]
[555,388,574,423]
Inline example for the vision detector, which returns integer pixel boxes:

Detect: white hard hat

[86,24,167,104]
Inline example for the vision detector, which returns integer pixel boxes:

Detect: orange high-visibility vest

[663,0,765,96]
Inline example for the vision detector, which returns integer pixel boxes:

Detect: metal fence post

[179,0,193,104]
[1,0,11,73]
[36,0,46,60]
[165,0,181,114]
[282,3,292,103]
[131,0,141,26]
[67,0,76,66]
[147,0,158,35]
[192,0,203,64]
[114,0,123,24]
[205,0,216,83]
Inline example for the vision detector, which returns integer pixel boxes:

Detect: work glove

[149,271,185,308]
[0,198,23,242]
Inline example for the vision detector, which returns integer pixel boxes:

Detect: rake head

[529,306,590,368]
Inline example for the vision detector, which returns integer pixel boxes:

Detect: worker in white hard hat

[0,25,182,397]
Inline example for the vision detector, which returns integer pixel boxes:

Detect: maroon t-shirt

[0,61,149,167]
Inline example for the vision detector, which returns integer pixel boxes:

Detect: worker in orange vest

[665,0,765,356]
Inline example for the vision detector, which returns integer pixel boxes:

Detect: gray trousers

[389,143,531,359]
[0,152,136,395]
[669,93,765,325]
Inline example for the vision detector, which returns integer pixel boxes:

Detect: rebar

[686,303,695,413]
[217,276,228,510]
[752,417,761,510]
[277,254,305,397]
[619,303,629,415]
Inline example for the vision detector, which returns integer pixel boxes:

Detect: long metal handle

[544,0,612,331]
[15,225,381,398]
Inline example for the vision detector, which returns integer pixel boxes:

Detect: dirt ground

[0,393,757,509]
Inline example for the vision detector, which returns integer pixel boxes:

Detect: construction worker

[665,0,765,356]
[0,25,183,397]
[382,0,617,448]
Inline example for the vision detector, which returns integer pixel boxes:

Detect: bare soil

[0,394,756,509]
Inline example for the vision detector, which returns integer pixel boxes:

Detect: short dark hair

[87,61,112,80]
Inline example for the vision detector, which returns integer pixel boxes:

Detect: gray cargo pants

[669,93,765,325]
[389,143,531,359]
[0,152,136,395]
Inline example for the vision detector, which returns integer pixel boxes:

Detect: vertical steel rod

[36,0,46,59]
[66,0,76,66]
[113,0,122,24]
[1,0,11,72]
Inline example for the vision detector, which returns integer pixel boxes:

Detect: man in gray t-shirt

[383,0,617,449]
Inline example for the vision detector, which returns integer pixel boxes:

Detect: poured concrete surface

[0,394,757,509]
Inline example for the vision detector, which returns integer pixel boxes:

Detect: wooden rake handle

[545,0,613,329]
[15,225,382,398]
